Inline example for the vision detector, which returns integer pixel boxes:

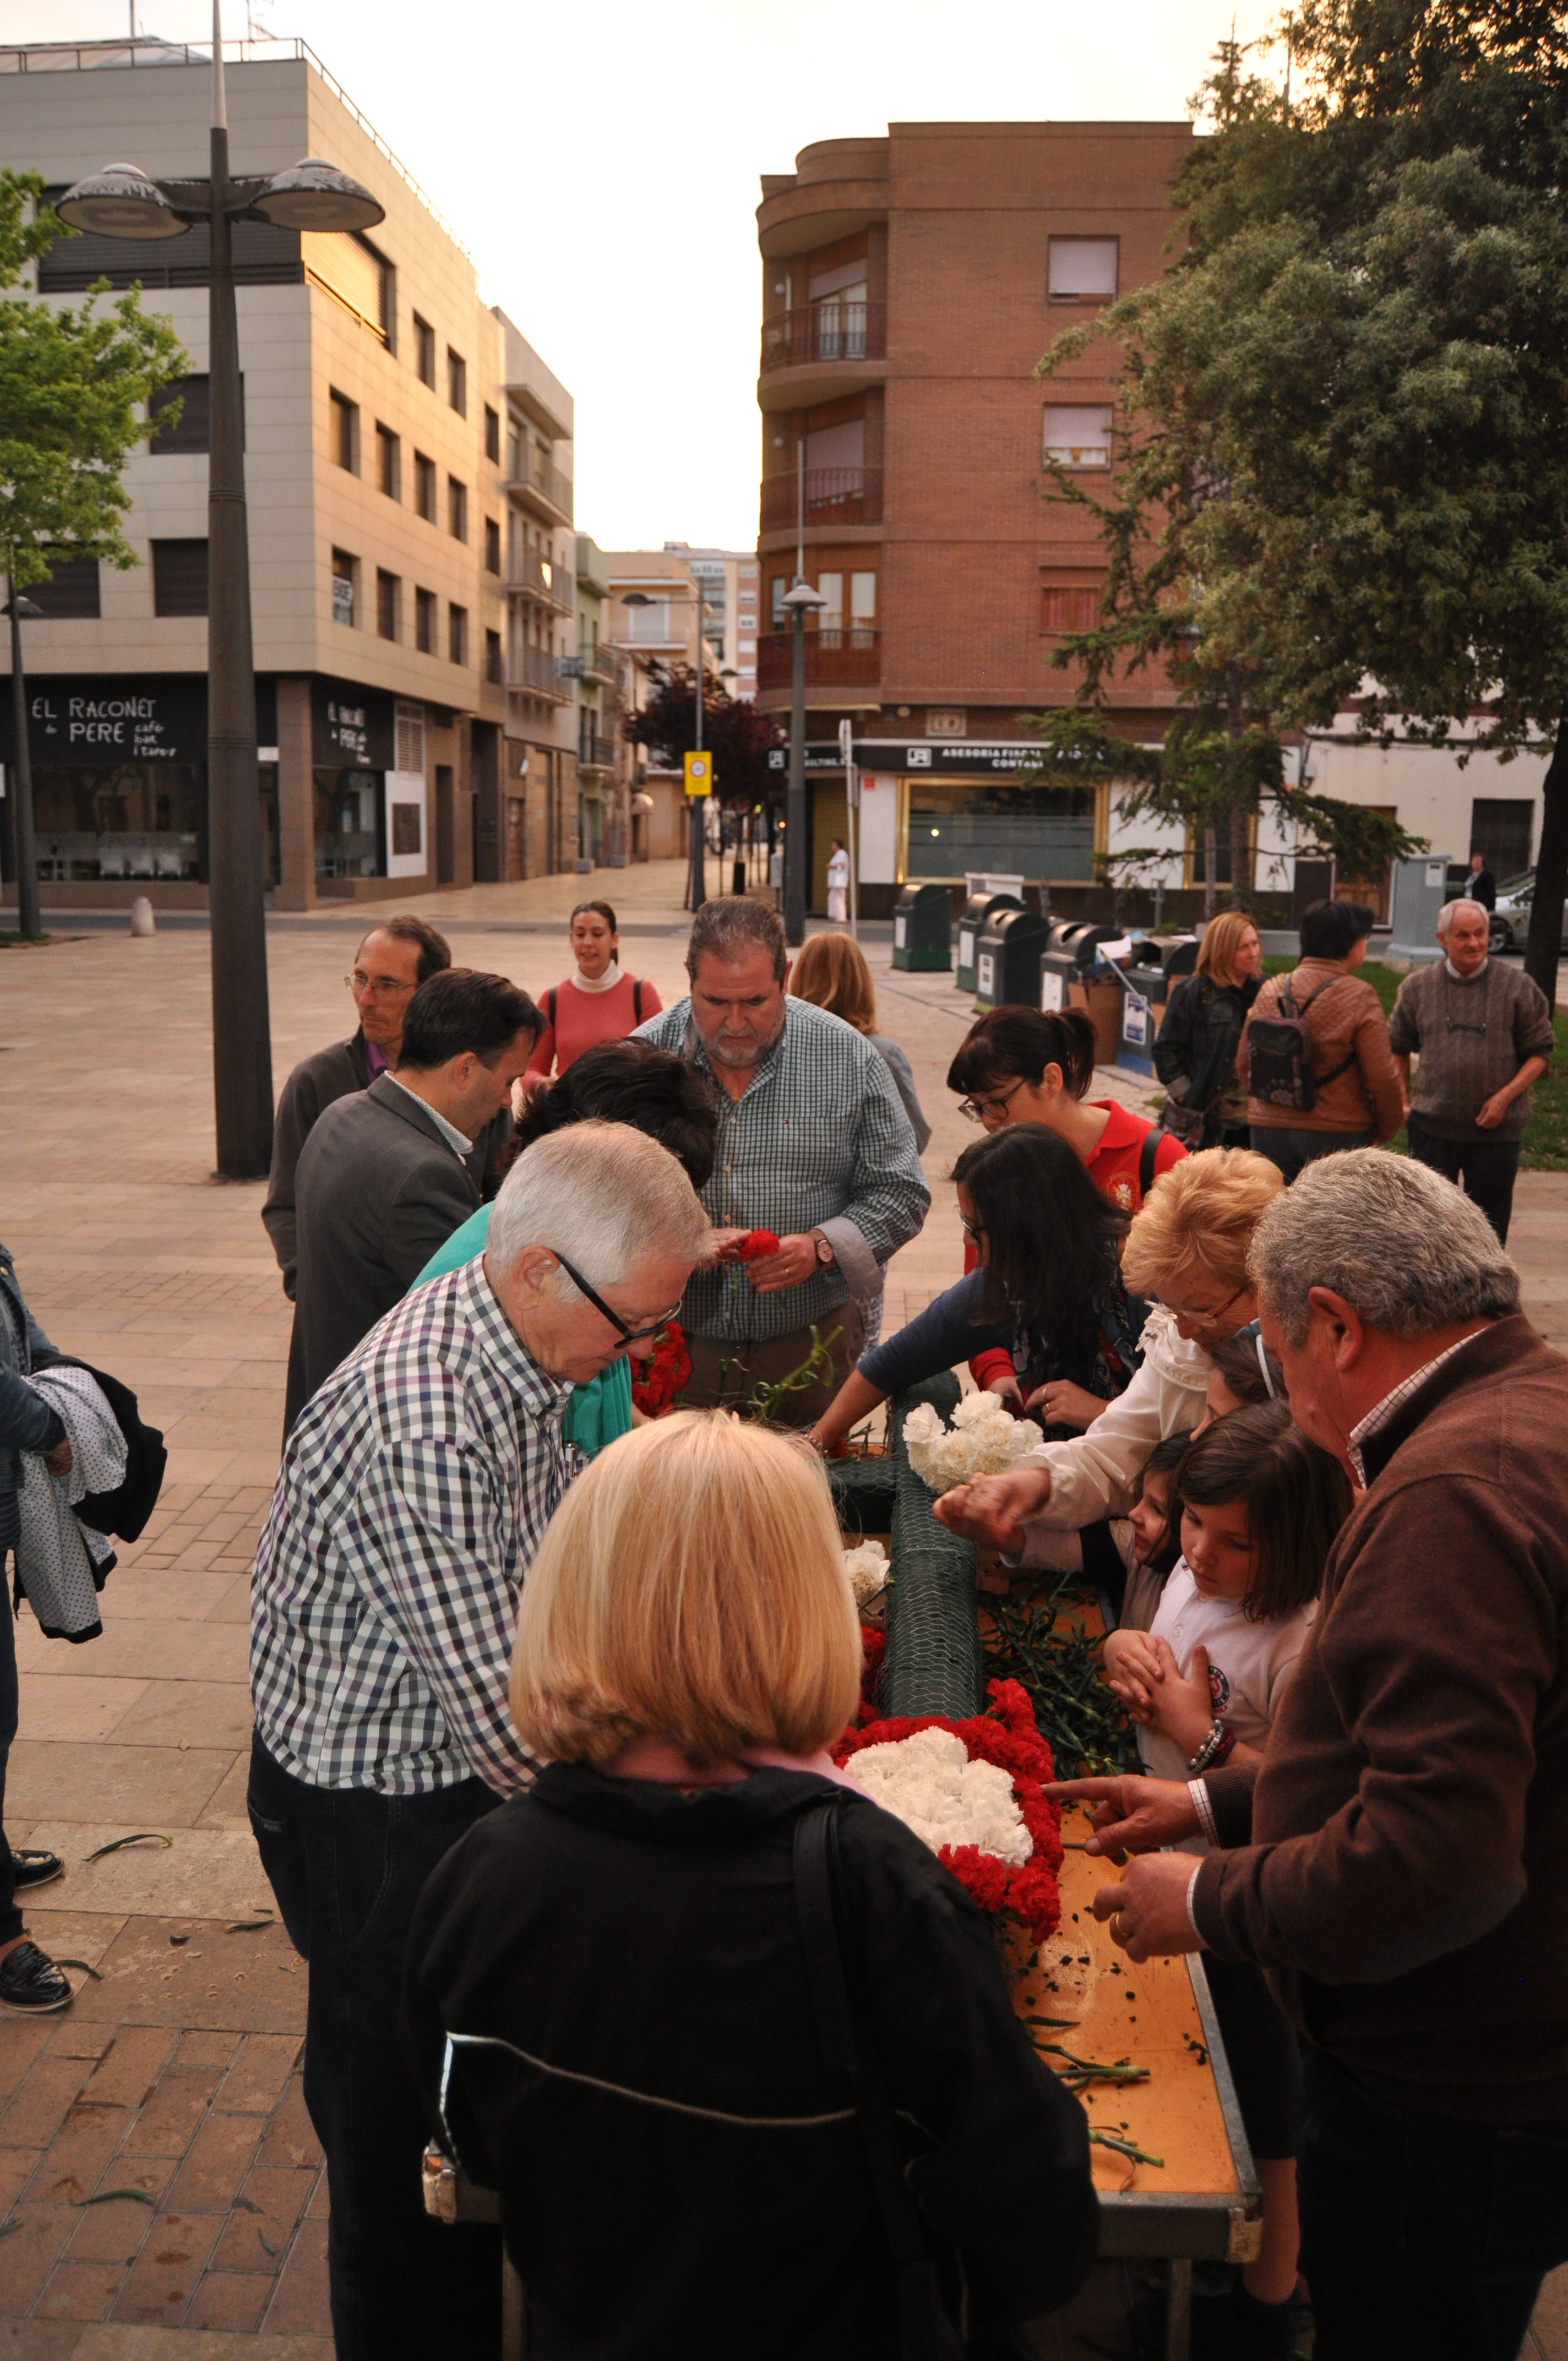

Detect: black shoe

[0,1941,73,2013]
[9,1849,62,1891]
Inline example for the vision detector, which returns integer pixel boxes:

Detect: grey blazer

[286,1074,480,1432]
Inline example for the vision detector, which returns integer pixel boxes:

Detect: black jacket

[1153,972,1259,1141]
[405,1764,1096,2361]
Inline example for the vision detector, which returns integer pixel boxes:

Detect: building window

[331,548,358,627]
[329,389,359,472]
[448,603,468,665]
[413,314,436,388]
[484,404,500,464]
[376,568,400,641]
[375,423,401,500]
[485,628,503,685]
[818,570,843,628]
[771,575,788,628]
[414,451,436,522]
[851,570,877,622]
[29,557,101,618]
[416,586,437,654]
[395,700,425,773]
[1040,581,1102,631]
[447,348,467,417]
[1043,405,1113,470]
[1048,237,1118,302]
[151,538,209,617]
[484,516,501,575]
[148,373,244,455]
[927,709,967,738]
[448,477,468,541]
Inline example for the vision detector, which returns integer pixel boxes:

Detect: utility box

[974,908,1050,1013]
[1386,856,1453,964]
[891,883,952,972]
[956,890,1022,995]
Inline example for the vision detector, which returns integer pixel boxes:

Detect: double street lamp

[56,3,383,1179]
[778,578,827,946]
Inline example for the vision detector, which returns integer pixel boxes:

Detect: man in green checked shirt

[635,898,930,1424]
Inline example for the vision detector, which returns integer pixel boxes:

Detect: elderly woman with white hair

[248,1121,712,2361]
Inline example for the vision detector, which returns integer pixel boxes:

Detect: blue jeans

[246,1732,502,2360]
[1249,1125,1373,1183]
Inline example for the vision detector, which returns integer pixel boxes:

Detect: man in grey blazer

[286,969,540,1431]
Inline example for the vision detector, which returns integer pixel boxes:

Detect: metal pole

[206,0,274,1177]
[839,716,858,940]
[784,603,807,946]
[7,577,40,939]
[689,591,705,913]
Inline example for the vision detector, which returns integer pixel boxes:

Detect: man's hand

[1476,1088,1512,1131]
[746,1234,819,1293]
[43,1438,72,1479]
[1044,1774,1200,1863]
[1092,1851,1206,1961]
[1025,1378,1106,1432]
[933,1465,1052,1553]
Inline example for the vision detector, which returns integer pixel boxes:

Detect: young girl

[1103,1404,1353,2361]
[1115,1428,1189,1633]
[1194,1328,1284,1434]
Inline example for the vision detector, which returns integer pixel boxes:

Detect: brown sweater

[1193,1318,1568,2121]
[1238,958,1405,1138]
[1387,958,1555,1143]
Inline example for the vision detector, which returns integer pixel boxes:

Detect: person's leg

[1455,1136,1521,1244]
[1404,1116,1464,1186]
[1248,1128,1302,1182]
[1292,1126,1374,1171]
[680,1303,865,1427]
[1200,1958,1301,2352]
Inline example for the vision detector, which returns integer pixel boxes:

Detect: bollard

[129,896,155,938]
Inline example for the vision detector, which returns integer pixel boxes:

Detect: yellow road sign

[684,751,712,798]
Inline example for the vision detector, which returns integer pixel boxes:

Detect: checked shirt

[634,995,929,1346]
[251,1257,579,1796]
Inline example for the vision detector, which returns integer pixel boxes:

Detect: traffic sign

[683,751,712,797]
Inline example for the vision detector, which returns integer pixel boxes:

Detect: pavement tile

[118,2073,222,2164]
[181,2274,271,2335]
[14,1685,151,1747]
[37,2035,111,2069]
[0,2062,95,2155]
[210,2046,297,2123]
[28,1636,246,1691]
[3,1753,234,1835]
[64,2180,169,2266]
[0,2155,40,2217]
[77,2039,176,2117]
[209,2167,311,2281]
[161,2120,260,2218]
[97,1692,252,1756]
[33,2104,135,2207]
[109,2213,222,2326]
[258,2220,329,2339]
[190,1768,248,1833]
[166,2046,233,2080]
[0,2031,58,2108]
[251,2087,316,2177]
[73,2329,332,2358]
[34,2260,125,2322]
[0,2321,84,2357]
[67,1927,302,2038]
[0,2205,79,2317]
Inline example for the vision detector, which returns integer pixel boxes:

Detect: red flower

[736,1229,781,1261]
[940,1845,1012,1913]
[629,1321,692,1418]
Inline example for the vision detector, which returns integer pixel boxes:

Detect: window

[149,373,228,455]
[448,603,468,665]
[771,576,788,629]
[376,568,400,641]
[29,558,100,619]
[1470,799,1534,880]
[484,516,501,575]
[413,314,436,388]
[416,587,437,654]
[485,628,503,686]
[375,423,401,500]
[817,570,843,628]
[1048,237,1118,301]
[448,477,468,541]
[447,348,467,417]
[851,570,877,622]
[484,404,500,464]
[302,231,393,344]
[1041,582,1102,631]
[414,451,436,522]
[506,420,523,479]
[927,710,967,737]
[151,538,209,617]
[1043,405,1113,470]
[329,389,359,473]
[331,549,358,627]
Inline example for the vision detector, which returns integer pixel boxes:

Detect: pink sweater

[525,970,662,1077]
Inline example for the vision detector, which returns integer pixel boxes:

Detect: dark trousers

[1406,1116,1521,1244]
[1249,1125,1374,1183]
[246,1732,502,2361]
[1298,2047,1568,2360]
[680,1299,867,1428]
[0,1499,26,1946]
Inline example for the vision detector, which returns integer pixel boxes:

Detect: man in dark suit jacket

[1464,850,1497,911]
[286,970,540,1430]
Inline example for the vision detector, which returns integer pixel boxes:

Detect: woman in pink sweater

[525,900,663,1079]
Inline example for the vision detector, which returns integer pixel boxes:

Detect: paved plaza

[0,862,1561,2357]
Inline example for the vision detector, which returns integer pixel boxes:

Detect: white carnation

[842,1538,889,1607]
[842,1726,1032,1865]
[902,1394,1036,1490]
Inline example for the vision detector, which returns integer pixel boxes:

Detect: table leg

[1164,2256,1191,2361]
[502,2253,526,2360]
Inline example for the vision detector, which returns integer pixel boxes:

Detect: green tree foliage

[623,661,777,808]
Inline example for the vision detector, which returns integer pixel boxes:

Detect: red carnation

[736,1229,781,1261]
[939,1845,1012,1913]
[630,1321,692,1418]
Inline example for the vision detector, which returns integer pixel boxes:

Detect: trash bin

[956,890,1022,995]
[892,883,952,972]
[1048,920,1123,970]
[1037,949,1077,1015]
[1113,968,1158,1075]
[974,908,1050,1013]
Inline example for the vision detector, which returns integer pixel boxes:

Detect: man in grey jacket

[286,970,540,1430]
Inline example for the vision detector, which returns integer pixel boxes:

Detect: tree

[623,662,777,810]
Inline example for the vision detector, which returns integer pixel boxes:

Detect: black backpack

[1246,975,1357,1113]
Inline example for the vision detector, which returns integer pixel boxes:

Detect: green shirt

[409,1205,634,1456]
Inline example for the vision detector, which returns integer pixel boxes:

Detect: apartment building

[570,536,633,869]
[0,35,578,910]
[603,549,705,862]
[660,543,762,699]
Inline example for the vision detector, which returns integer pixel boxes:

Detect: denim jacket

[0,1244,64,1494]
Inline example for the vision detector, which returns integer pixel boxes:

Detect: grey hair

[486,1120,710,1294]
[1436,898,1487,936]
[1248,1149,1520,1347]
[686,895,787,983]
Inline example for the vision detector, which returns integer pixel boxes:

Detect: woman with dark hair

[809,1123,1146,1454]
[1238,897,1404,1180]
[524,900,663,1082]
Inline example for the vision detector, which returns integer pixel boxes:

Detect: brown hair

[1121,1146,1284,1299]
[570,900,618,935]
[790,932,877,1035]
[1196,909,1259,988]
[1206,1330,1283,1408]
[1174,1401,1353,1623]
[360,914,451,984]
[946,1005,1099,1102]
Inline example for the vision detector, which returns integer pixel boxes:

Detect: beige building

[660,543,762,699]
[0,35,579,909]
[603,550,704,862]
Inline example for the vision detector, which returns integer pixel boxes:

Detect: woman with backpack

[1153,910,1263,1149]
[1238,899,1404,1181]
[524,900,662,1083]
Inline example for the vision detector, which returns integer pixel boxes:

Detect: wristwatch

[810,1229,835,1269]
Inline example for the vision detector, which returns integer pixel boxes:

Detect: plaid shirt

[251,1258,579,1796]
[634,995,930,1345]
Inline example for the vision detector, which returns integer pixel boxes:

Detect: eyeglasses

[1159,1283,1248,1334]
[346,971,417,1000]
[960,1215,987,1243]
[552,1252,684,1352]
[956,1078,1027,1125]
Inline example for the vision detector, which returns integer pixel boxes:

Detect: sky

[6,0,1283,552]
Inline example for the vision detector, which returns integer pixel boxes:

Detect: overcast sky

[8,0,1282,552]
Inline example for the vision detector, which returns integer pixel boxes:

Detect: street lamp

[620,585,710,915]
[2,589,43,939]
[778,579,827,946]
[56,3,383,1179]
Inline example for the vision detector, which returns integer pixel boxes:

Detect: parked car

[1487,871,1568,955]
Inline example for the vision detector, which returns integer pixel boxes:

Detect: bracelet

[1186,1719,1234,1776]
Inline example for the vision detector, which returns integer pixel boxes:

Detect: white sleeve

[1011,1350,1207,1538]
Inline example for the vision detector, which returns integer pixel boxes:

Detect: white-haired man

[248,1124,710,2361]
[1048,1151,1568,2361]
[1387,894,1554,1243]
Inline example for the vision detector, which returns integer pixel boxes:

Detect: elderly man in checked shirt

[248,1122,710,2361]
[635,896,930,1423]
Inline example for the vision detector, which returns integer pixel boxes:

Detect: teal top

[409,1203,634,1456]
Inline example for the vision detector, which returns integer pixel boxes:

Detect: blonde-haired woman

[1153,909,1264,1149]
[790,931,931,1153]
[406,1413,1095,2360]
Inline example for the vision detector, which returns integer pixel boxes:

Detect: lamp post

[620,585,708,913]
[778,579,827,946]
[3,587,43,939]
[57,1,383,1179]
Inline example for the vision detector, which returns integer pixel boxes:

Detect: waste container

[1112,967,1158,1075]
[1048,920,1123,970]
[1038,949,1078,1015]
[974,907,1050,1013]
[892,883,952,972]
[956,890,1022,995]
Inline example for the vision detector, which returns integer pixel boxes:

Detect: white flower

[842,1538,889,1607]
[902,1395,1036,1490]
[842,1726,1032,1865]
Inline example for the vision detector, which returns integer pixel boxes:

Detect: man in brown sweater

[1052,1152,1568,2360]
[1238,897,1406,1180]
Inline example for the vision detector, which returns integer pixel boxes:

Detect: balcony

[508,458,574,526]
[580,642,619,686]
[759,466,882,536]
[507,548,574,611]
[507,643,572,702]
[760,301,886,374]
[756,627,880,693]
[578,733,617,770]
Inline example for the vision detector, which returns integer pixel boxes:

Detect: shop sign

[0,673,207,764]
[771,739,1051,777]
[312,678,394,769]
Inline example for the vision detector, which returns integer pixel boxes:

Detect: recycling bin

[892,883,953,972]
[974,907,1051,1013]
[1048,920,1124,970]
[955,890,1022,995]
[1037,949,1078,1015]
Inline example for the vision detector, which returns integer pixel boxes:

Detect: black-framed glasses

[956,1078,1026,1124]
[960,1215,987,1243]
[552,1252,683,1351]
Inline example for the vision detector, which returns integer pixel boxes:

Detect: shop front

[309,683,430,898]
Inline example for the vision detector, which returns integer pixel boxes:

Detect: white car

[1486,871,1568,955]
